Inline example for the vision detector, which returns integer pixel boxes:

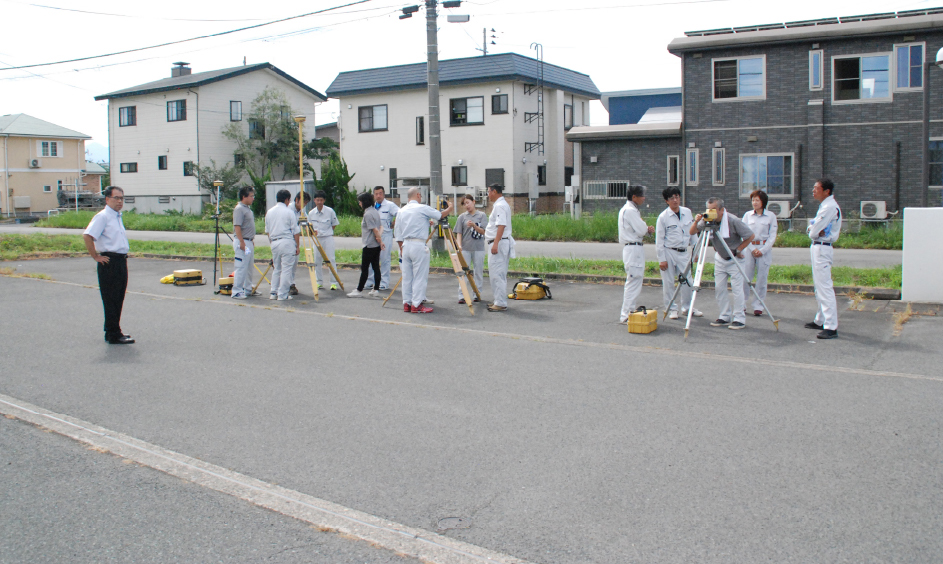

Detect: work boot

[289,284,299,296]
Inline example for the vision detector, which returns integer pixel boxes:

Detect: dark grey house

[568,8,943,218]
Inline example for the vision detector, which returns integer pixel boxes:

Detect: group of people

[619,178,841,339]
[82,179,841,344]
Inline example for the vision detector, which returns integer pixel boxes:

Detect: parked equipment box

[173,269,204,286]
[628,307,658,334]
[218,276,233,295]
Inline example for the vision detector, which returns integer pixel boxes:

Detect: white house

[95,62,327,214]
[326,54,599,213]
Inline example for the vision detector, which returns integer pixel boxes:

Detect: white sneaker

[232,293,247,300]
[367,289,379,297]
[668,310,679,319]
[682,308,704,317]
[422,298,435,305]
[276,296,293,301]
[347,289,363,298]
[269,293,277,300]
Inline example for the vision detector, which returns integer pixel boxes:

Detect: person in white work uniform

[265,189,301,301]
[287,191,311,296]
[307,190,340,290]
[231,187,256,300]
[485,184,514,312]
[806,178,842,339]
[619,185,655,323]
[741,189,779,317]
[365,186,399,290]
[82,186,134,344]
[454,193,487,303]
[394,187,452,313]
[655,186,701,320]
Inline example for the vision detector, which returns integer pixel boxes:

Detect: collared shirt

[618,201,648,244]
[807,195,842,244]
[394,200,441,241]
[696,211,754,260]
[655,205,695,260]
[485,196,512,240]
[84,205,129,254]
[232,202,255,241]
[265,202,300,241]
[375,199,399,231]
[307,205,339,237]
[742,208,778,255]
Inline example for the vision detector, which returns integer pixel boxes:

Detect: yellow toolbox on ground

[509,277,552,300]
[218,276,234,295]
[173,269,205,286]
[628,307,658,334]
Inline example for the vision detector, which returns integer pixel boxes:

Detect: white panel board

[901,207,943,303]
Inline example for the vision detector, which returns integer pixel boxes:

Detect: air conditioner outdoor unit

[475,186,488,207]
[766,201,793,219]
[29,158,41,168]
[860,200,887,219]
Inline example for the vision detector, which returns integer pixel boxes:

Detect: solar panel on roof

[684,28,733,37]
[839,12,895,23]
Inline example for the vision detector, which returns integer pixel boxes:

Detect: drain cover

[436,517,471,531]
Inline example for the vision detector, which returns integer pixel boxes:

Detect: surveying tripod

[436,198,481,315]
[295,209,345,302]
[665,216,779,339]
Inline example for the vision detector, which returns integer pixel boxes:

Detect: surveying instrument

[664,207,779,338]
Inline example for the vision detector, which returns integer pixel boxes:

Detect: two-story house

[569,8,943,218]
[95,63,327,214]
[326,53,599,213]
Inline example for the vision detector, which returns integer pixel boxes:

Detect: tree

[314,154,360,216]
[195,160,245,201]
[98,162,110,191]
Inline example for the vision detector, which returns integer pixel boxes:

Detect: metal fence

[583,180,630,200]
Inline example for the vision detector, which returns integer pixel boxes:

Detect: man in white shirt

[365,186,399,290]
[82,186,134,344]
[307,191,341,290]
[619,185,655,323]
[394,187,452,313]
[265,190,301,301]
[484,184,513,312]
[741,190,779,317]
[806,178,842,339]
[288,191,311,296]
[655,187,701,320]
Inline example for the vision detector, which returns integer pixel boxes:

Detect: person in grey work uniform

[365,186,399,290]
[231,187,256,299]
[485,184,513,312]
[805,178,841,339]
[690,197,755,330]
[307,191,340,290]
[618,185,655,323]
[655,187,702,320]
[265,190,301,301]
[288,191,311,296]
[454,193,486,303]
[394,187,453,313]
[741,189,778,317]
[82,186,134,344]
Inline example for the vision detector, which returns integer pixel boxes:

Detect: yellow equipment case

[628,306,658,334]
[173,269,205,286]
[218,276,234,295]
[509,277,552,300]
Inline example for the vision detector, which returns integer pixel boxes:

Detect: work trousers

[620,244,645,322]
[457,249,485,299]
[288,252,298,286]
[358,246,382,292]
[661,248,692,313]
[314,236,339,287]
[401,240,431,307]
[488,239,510,308]
[714,254,746,324]
[811,244,838,330]
[366,230,393,289]
[97,253,128,336]
[232,239,254,296]
[741,248,772,313]
[270,239,296,300]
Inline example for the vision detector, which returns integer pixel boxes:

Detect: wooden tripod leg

[382,276,402,307]
[251,263,271,295]
[312,232,344,292]
[443,228,475,316]
[446,227,481,301]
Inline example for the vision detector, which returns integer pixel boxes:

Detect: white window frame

[686,148,699,186]
[38,140,61,158]
[712,148,725,186]
[894,42,926,92]
[667,155,680,186]
[738,152,795,199]
[43,185,51,193]
[809,50,824,91]
[831,52,893,105]
[711,55,767,102]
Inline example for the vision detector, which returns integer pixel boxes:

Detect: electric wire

[0,0,267,21]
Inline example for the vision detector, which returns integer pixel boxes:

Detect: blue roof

[326,53,600,99]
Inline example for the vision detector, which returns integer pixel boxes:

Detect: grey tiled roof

[94,63,326,101]
[0,114,90,139]
[326,53,600,99]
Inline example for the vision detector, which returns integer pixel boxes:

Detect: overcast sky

[1,0,934,161]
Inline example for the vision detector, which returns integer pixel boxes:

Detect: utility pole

[426,0,442,205]
[482,28,487,56]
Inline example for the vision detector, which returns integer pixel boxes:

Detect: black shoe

[289,284,299,296]
[804,321,824,330]
[107,335,135,345]
[728,321,746,330]
[710,318,729,327]
[105,332,132,342]
[816,329,838,340]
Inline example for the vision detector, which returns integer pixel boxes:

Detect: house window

[584,181,629,199]
[450,97,484,126]
[158,156,167,170]
[809,50,823,91]
[358,105,388,132]
[234,153,245,167]
[564,104,573,129]
[230,101,243,121]
[492,94,508,114]
[43,185,51,193]
[833,53,892,102]
[39,141,60,157]
[667,155,680,186]
[740,153,794,197]
[712,148,725,186]
[183,161,194,176]
[119,106,137,127]
[895,43,925,91]
[451,166,467,186]
[57,180,63,191]
[248,119,265,140]
[167,99,187,122]
[537,165,547,186]
[120,162,138,173]
[416,116,424,145]
[713,56,766,101]
[686,148,699,186]
[158,196,171,204]
[929,140,943,187]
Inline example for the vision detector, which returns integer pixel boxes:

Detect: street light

[921,47,943,208]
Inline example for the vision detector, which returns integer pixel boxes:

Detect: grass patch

[0,266,52,279]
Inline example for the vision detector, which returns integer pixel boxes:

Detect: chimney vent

[172,62,191,77]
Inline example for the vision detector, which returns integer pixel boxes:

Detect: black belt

[813,241,832,246]
[487,237,509,244]
[624,242,643,246]
[668,247,686,252]
[101,252,127,258]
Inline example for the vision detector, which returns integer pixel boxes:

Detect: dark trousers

[97,253,128,336]
[358,246,381,291]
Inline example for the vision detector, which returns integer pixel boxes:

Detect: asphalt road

[1,257,940,563]
[0,224,903,267]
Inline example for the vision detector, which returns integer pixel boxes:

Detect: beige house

[0,114,91,216]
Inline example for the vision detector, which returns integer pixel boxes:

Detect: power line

[0,0,267,21]
[475,0,733,16]
[0,0,375,72]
